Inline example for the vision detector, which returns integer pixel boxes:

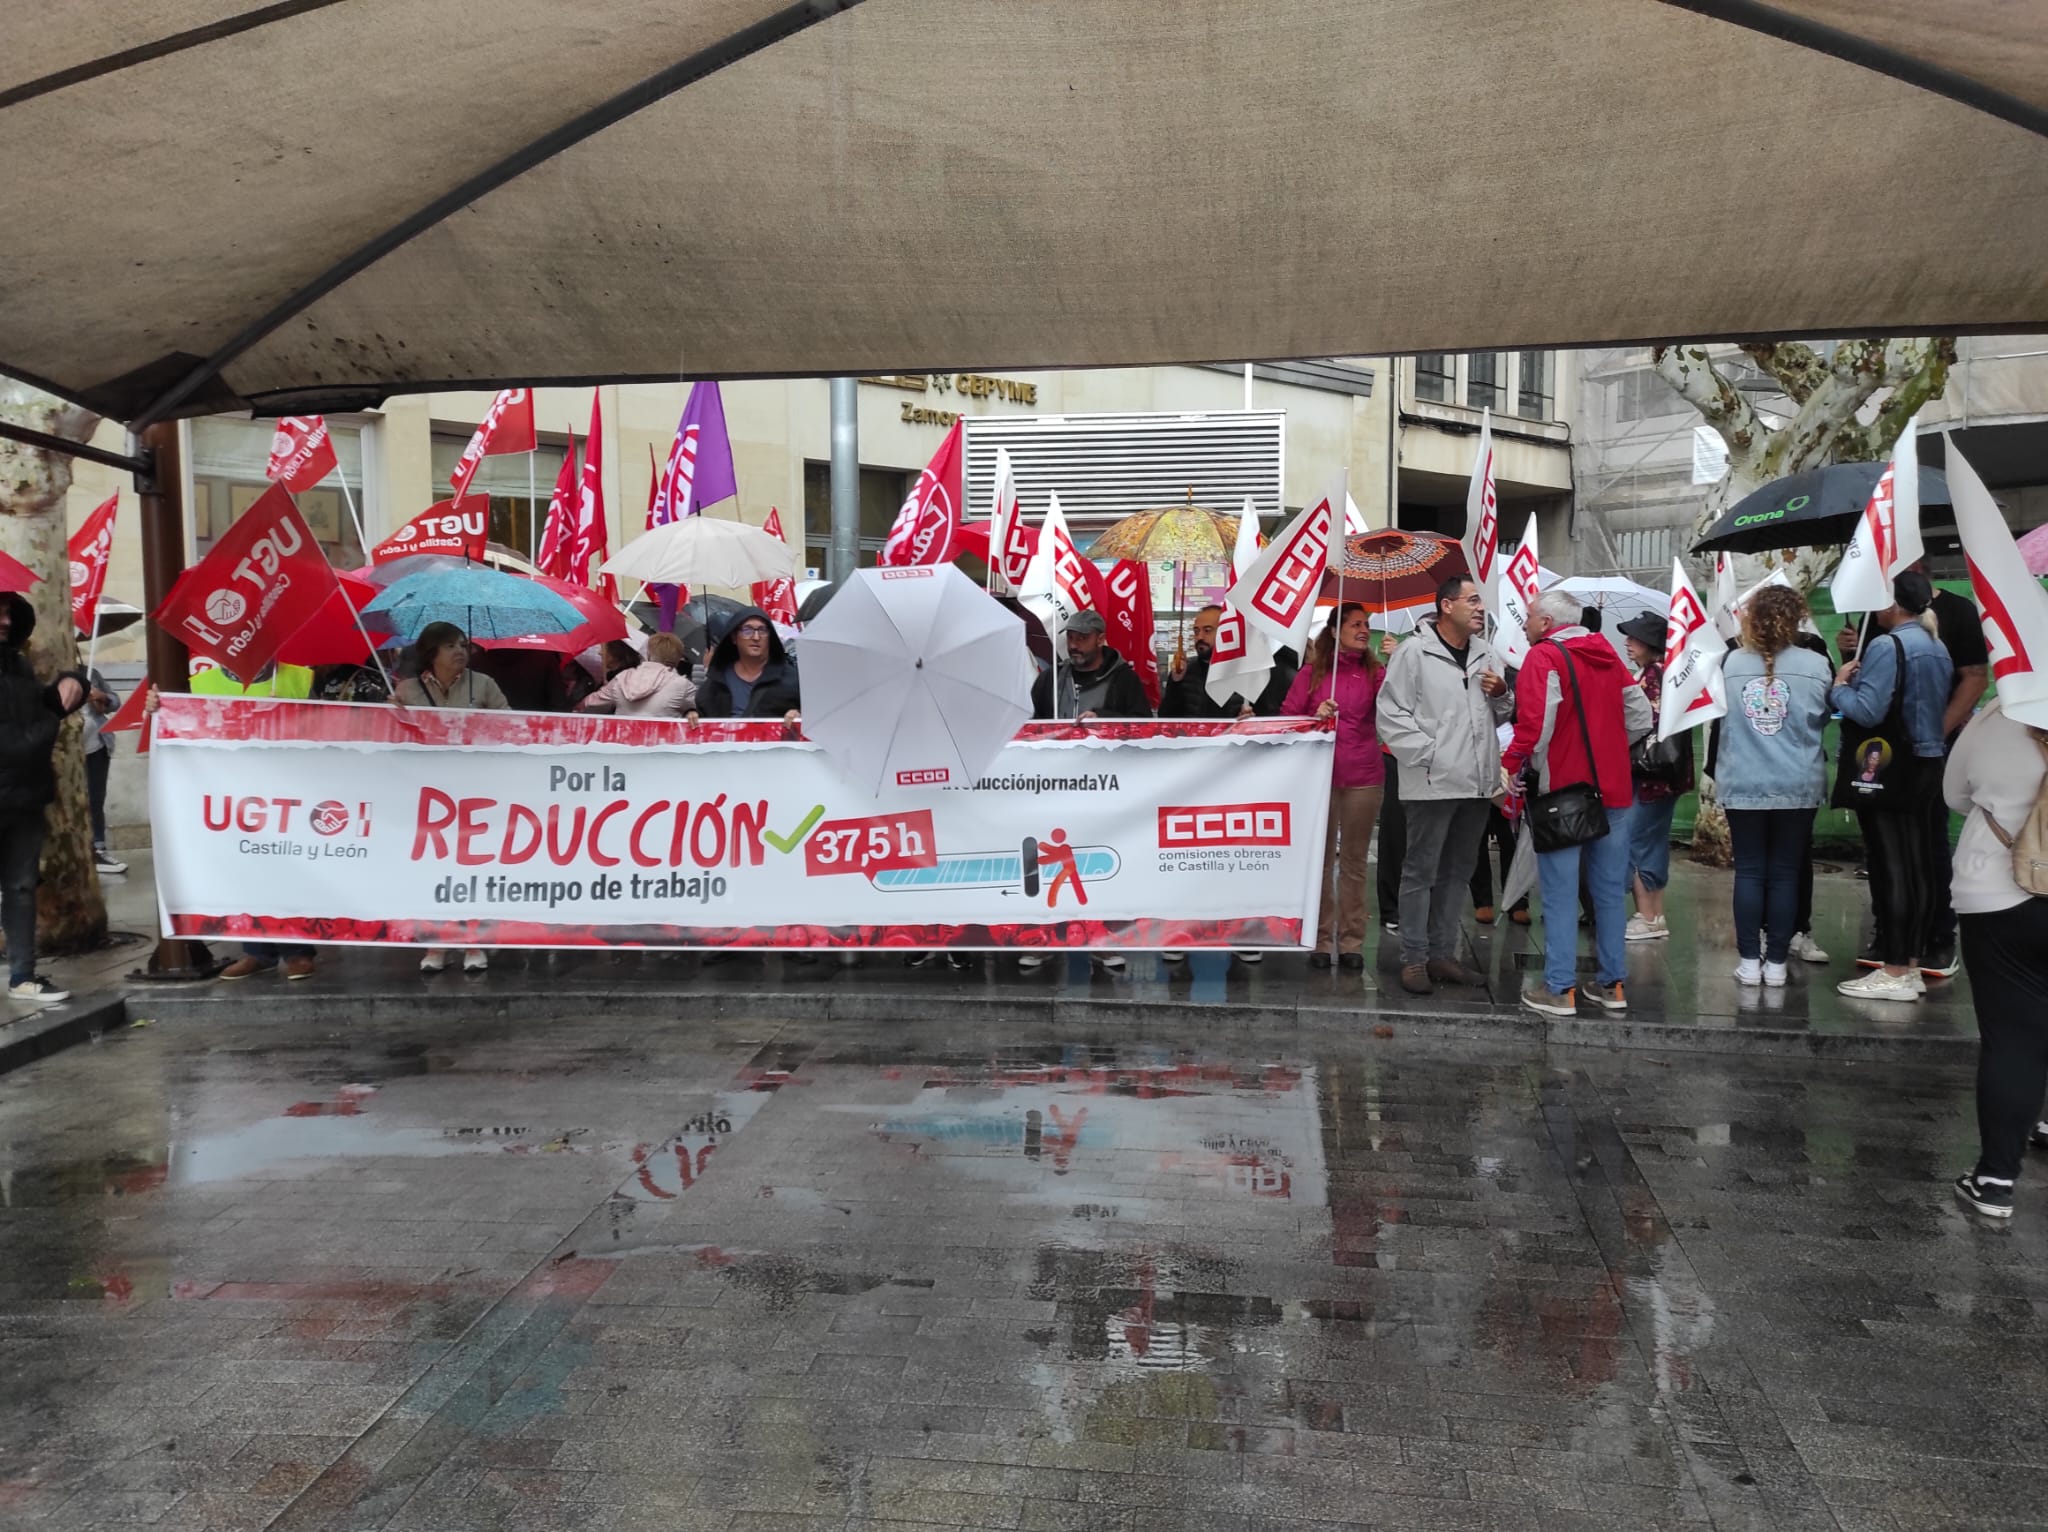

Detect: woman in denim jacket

[1716,586,1833,987]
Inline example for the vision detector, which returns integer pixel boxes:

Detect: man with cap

[1616,611,1694,943]
[1032,609,1153,722]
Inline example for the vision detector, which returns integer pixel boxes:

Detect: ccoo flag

[1493,513,1541,669]
[1226,471,1341,651]
[1949,435,2048,717]
[1830,416,1924,614]
[1460,409,1500,602]
[1658,558,1728,741]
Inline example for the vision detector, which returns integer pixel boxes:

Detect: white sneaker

[1733,958,1762,985]
[93,846,128,875]
[420,950,447,973]
[462,949,489,973]
[1763,962,1789,989]
[1017,952,1049,971]
[1161,950,1187,963]
[1096,954,1127,972]
[1233,950,1263,964]
[1788,931,1830,964]
[1836,968,1925,1003]
[9,975,69,1005]
[1625,915,1669,942]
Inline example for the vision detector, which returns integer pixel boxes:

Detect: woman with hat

[1618,612,1694,943]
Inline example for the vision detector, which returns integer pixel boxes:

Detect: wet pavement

[2,999,2040,1531]
[77,853,1979,1062]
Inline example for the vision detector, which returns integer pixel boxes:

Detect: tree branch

[1738,341,1828,405]
[1830,338,1957,461]
[1651,343,1762,458]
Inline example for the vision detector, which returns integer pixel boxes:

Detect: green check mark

[764,803,826,854]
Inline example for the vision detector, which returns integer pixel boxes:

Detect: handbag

[1528,643,1612,853]
[1830,634,1919,812]
[1630,731,1689,784]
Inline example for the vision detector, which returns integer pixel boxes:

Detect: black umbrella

[1693,463,1951,555]
[796,583,838,625]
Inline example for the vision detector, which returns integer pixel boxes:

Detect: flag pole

[332,461,369,564]
[528,451,538,565]
[345,598,396,697]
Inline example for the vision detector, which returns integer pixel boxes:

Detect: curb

[0,991,134,1075]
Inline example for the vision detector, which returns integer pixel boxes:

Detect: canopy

[3,1,2047,424]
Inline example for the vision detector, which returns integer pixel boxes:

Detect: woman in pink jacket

[1282,604,1387,970]
[578,632,697,718]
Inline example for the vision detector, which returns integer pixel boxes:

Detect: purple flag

[652,380,738,526]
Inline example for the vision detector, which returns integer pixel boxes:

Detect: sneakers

[1921,940,1961,980]
[1625,915,1669,943]
[420,950,447,973]
[1426,957,1486,987]
[1161,950,1187,964]
[1234,950,1262,964]
[1789,931,1830,964]
[283,956,316,981]
[1381,921,1399,935]
[1836,968,1926,1003]
[1954,1171,2015,1218]
[463,949,489,974]
[93,846,128,875]
[1399,964,1434,996]
[1584,979,1626,1012]
[1855,945,1885,972]
[219,956,277,981]
[2032,1122,2048,1152]
[1762,962,1789,989]
[1094,954,1127,972]
[9,975,69,1005]
[1734,958,1762,985]
[1017,952,1050,971]
[1521,985,1576,1018]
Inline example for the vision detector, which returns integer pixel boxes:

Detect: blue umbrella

[362,563,585,643]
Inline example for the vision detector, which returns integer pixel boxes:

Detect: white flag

[1711,552,1741,642]
[1460,410,1500,602]
[1660,558,1729,741]
[1343,492,1369,536]
[988,448,1033,591]
[1206,498,1276,709]
[1949,436,2048,718]
[1493,514,1542,669]
[1691,427,1729,486]
[1225,471,1342,650]
[1730,568,1794,631]
[1017,491,1093,637]
[1829,417,1925,614]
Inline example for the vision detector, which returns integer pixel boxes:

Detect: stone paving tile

[4,1005,2046,1530]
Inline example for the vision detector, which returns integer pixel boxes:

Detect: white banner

[1461,409,1499,603]
[149,699,1334,952]
[1226,472,1342,650]
[1949,436,2048,717]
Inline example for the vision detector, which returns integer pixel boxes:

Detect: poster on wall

[149,700,1335,951]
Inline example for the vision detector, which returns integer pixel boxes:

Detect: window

[191,416,369,569]
[1465,352,1506,412]
[428,435,569,560]
[1516,351,1555,420]
[801,462,913,569]
[1413,353,1456,403]
[1614,369,1687,424]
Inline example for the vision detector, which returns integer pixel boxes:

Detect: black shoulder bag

[1528,643,1612,853]
[1831,634,1917,812]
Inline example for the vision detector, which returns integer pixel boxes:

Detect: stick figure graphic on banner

[1041,829,1088,907]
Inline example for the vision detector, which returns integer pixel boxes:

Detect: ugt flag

[568,393,616,602]
[153,484,338,682]
[371,498,489,564]
[264,417,338,495]
[448,389,536,500]
[68,493,118,636]
[535,429,580,581]
[1830,416,1924,614]
[881,419,964,567]
[1017,491,1094,635]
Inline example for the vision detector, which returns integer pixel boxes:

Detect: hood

[707,606,791,672]
[0,592,35,651]
[1551,625,1629,676]
[1070,647,1128,679]
[614,661,684,702]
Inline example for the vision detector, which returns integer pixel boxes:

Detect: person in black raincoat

[693,607,801,722]
[0,592,88,1004]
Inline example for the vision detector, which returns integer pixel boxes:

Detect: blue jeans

[1536,803,1634,994]
[1628,795,1678,894]
[1728,808,1813,964]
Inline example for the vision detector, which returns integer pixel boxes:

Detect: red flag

[68,493,118,634]
[264,416,338,495]
[448,389,536,500]
[152,484,338,681]
[753,508,800,625]
[103,679,149,734]
[535,429,578,580]
[568,395,616,602]
[0,549,40,593]
[371,498,489,563]
[1098,558,1160,707]
[880,420,963,567]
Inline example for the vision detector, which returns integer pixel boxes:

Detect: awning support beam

[0,417,149,477]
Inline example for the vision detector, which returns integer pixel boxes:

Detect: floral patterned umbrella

[1087,496,1238,565]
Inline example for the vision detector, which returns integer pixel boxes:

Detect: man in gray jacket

[1376,576,1514,995]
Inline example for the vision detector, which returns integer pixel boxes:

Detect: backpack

[1978,724,2048,897]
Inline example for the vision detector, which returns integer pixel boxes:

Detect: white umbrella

[1552,574,1669,613]
[601,517,796,588]
[797,565,1034,796]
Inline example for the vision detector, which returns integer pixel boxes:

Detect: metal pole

[1385,356,1400,530]
[828,377,859,582]
[1243,363,1253,411]
[132,422,215,980]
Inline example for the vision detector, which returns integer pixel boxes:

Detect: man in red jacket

[1503,590,1655,1018]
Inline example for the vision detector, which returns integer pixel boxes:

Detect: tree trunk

[0,379,109,953]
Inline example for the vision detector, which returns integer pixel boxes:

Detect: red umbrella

[0,549,42,593]
[1319,529,1469,611]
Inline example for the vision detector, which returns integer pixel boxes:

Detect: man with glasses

[1375,575,1514,997]
[693,607,800,724]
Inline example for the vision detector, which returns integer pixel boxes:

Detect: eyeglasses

[735,624,770,637]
